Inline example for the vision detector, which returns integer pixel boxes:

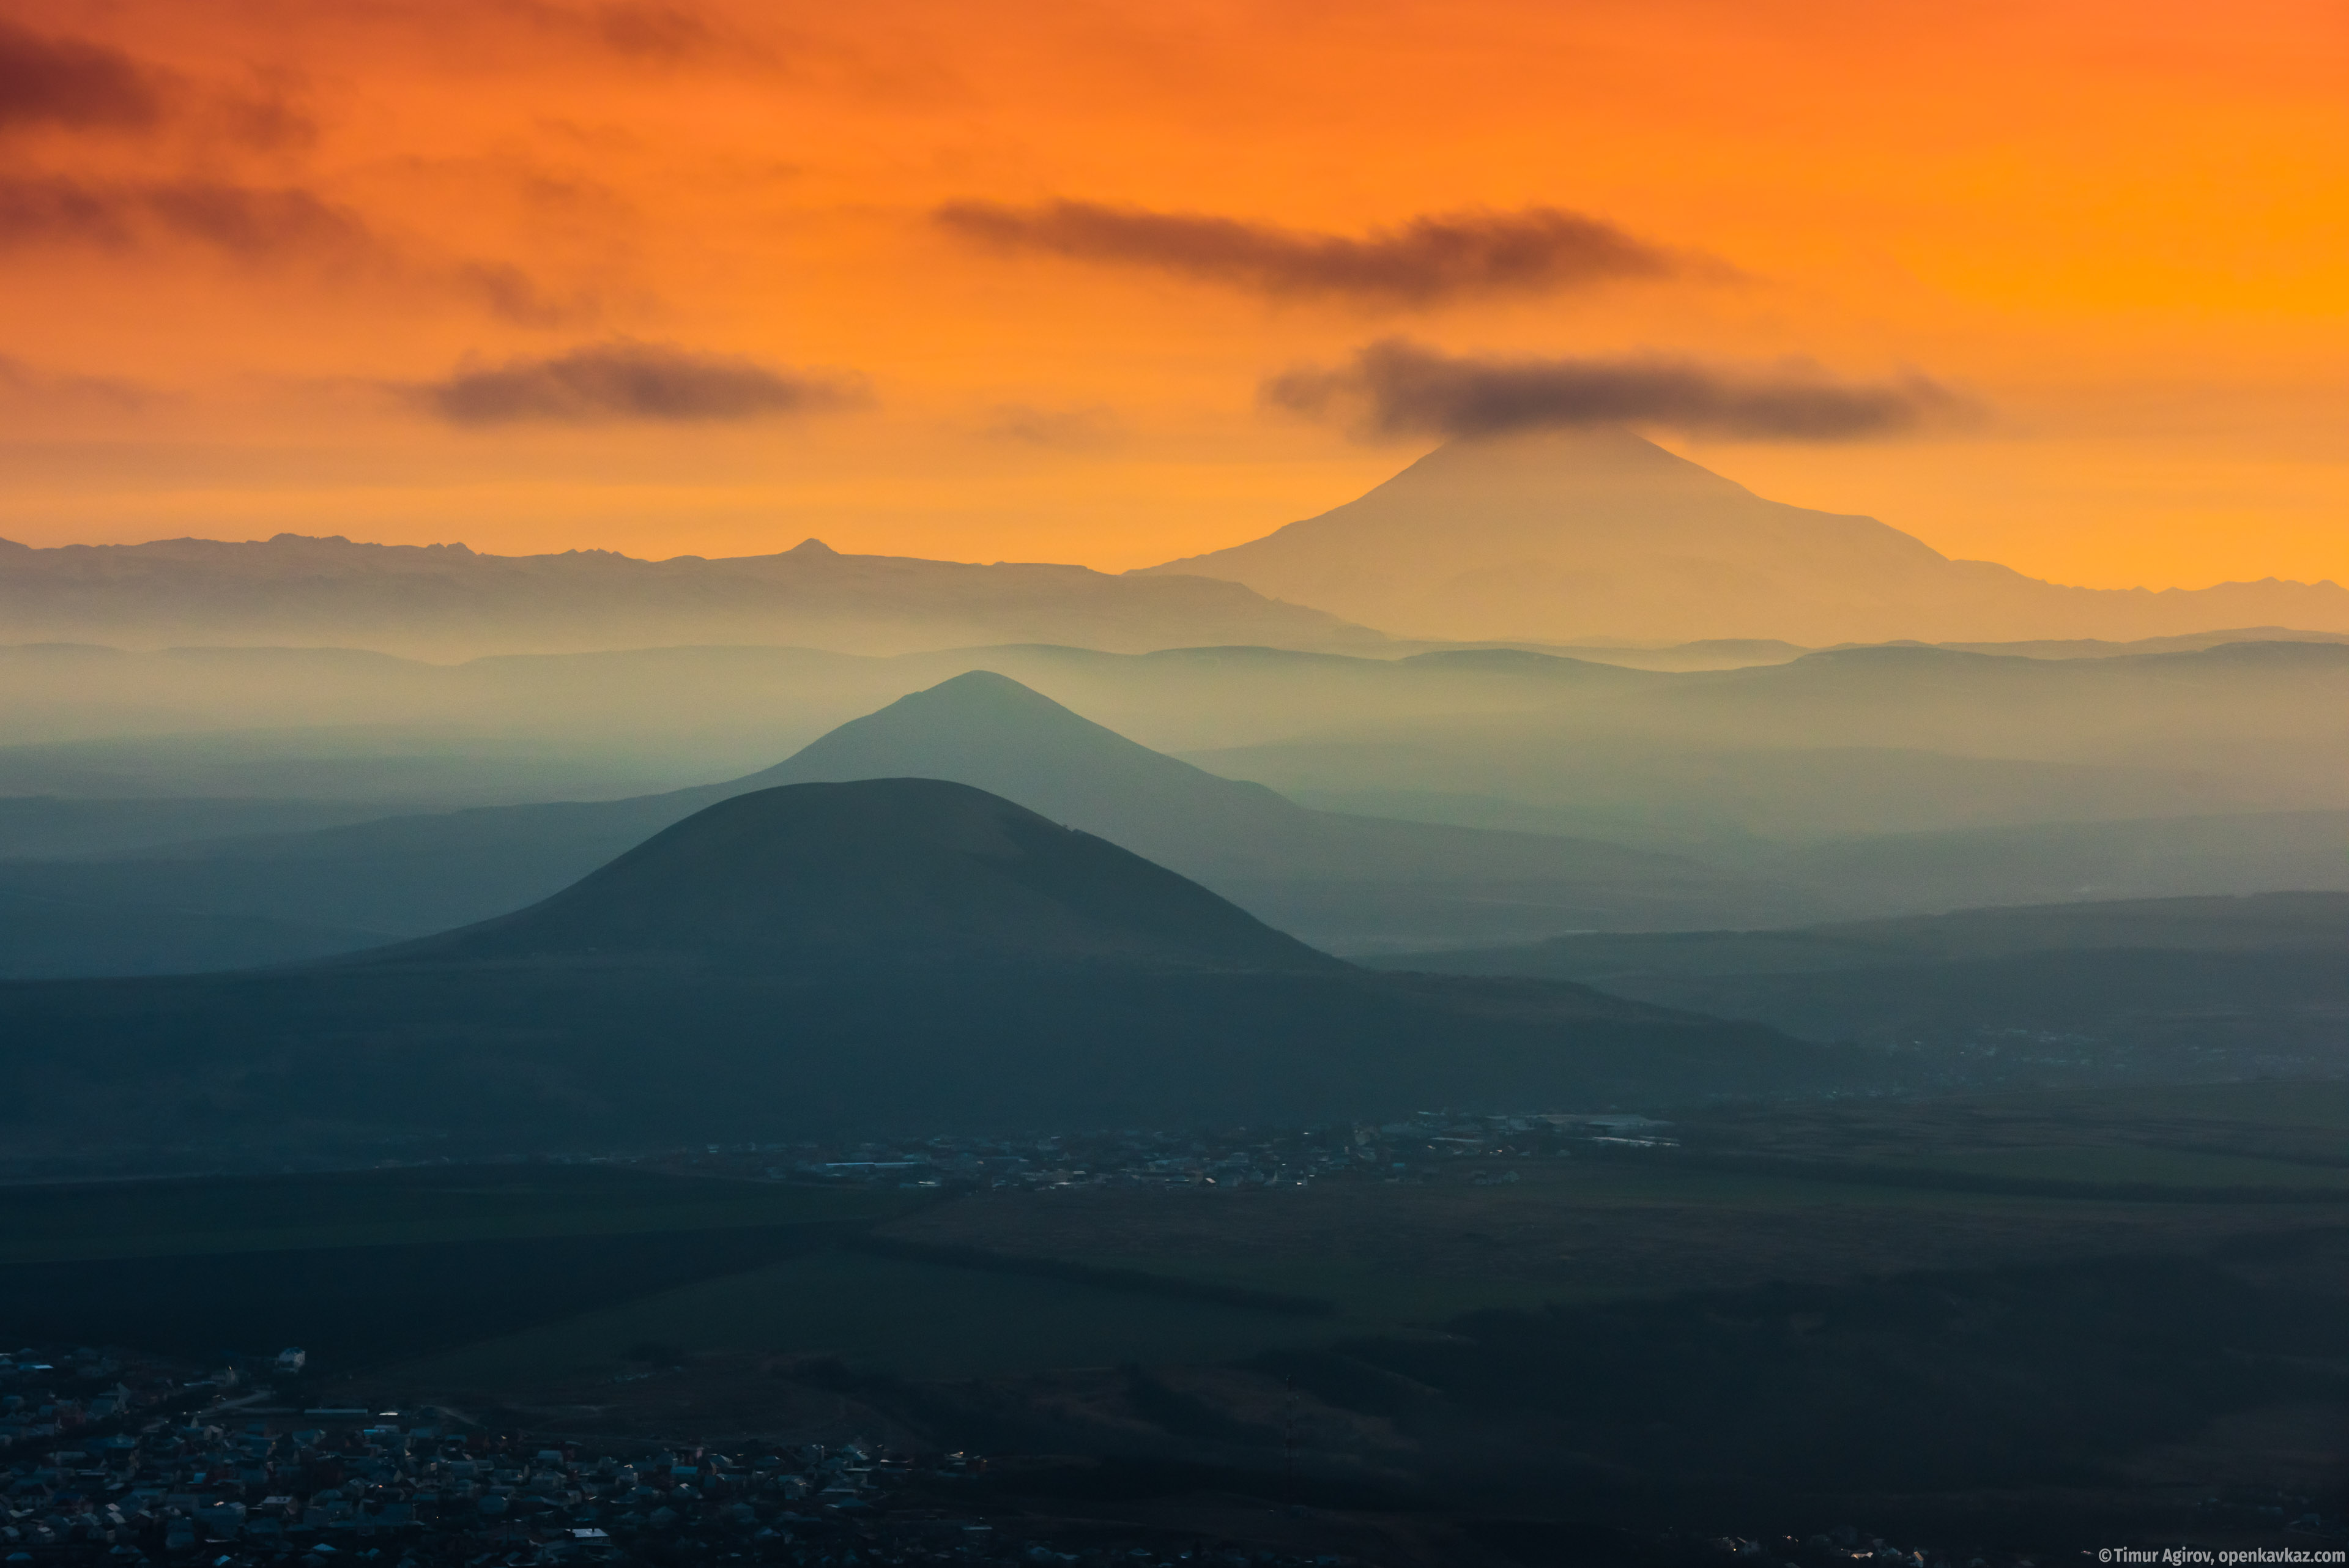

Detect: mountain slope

[387,778,1338,973]
[738,669,1725,885]
[1137,428,2349,644]
[0,780,1866,1163]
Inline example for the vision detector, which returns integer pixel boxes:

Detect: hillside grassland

[869,1161,2349,1307]
[364,1171,2287,1396]
[379,1156,2349,1397]
[0,1166,925,1368]
[384,1249,1360,1390]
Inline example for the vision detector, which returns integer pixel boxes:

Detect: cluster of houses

[1,1347,1365,1566]
[622,1110,1680,1191]
[0,1347,211,1455]
[6,1346,2329,1566]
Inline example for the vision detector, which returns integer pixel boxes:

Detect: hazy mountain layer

[11,630,2343,760]
[1138,428,2349,644]
[0,533,1381,661]
[1757,810,2349,911]
[1367,893,2349,1082]
[4,642,2342,976]
[0,797,417,858]
[6,637,2344,806]
[1186,641,2349,847]
[0,673,1802,974]
[0,780,1860,1159]
[1373,892,2349,979]
[733,671,1772,924]
[0,888,387,981]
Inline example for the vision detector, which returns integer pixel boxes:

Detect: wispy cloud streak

[0,18,164,134]
[935,201,1710,306]
[420,341,869,425]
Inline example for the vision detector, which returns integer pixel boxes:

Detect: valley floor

[5,1082,2348,1561]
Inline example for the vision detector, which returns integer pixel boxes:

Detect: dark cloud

[0,18,313,147]
[0,177,369,259]
[0,177,584,322]
[1262,339,1975,442]
[135,182,371,260]
[593,2,719,59]
[0,17,163,133]
[420,341,868,426]
[933,200,1707,306]
[0,178,128,247]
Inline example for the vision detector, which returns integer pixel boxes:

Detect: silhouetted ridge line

[363,777,1341,974]
[0,532,1387,659]
[1137,426,2349,644]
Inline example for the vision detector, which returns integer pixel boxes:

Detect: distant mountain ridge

[1137,428,2349,645]
[0,532,1380,660]
[12,436,2345,656]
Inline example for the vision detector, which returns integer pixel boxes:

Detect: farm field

[369,1095,2349,1402]
[386,1249,1354,1389]
[0,1165,922,1365]
[869,1159,2349,1311]
[0,1162,914,1264]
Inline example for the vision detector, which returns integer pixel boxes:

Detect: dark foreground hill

[0,780,1862,1168]
[382,779,1340,973]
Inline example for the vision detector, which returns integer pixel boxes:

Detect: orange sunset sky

[1,0,2343,589]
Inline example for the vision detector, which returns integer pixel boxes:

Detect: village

[1,1340,1370,1567]
[0,1316,2330,1568]
[6,1340,2329,1568]
[12,1336,2301,1568]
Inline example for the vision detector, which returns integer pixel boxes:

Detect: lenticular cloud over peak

[1262,338,1975,442]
